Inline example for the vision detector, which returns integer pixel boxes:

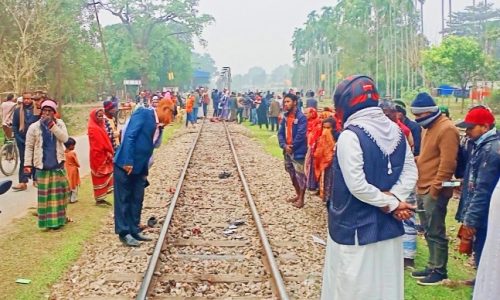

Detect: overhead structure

[217,66,231,91]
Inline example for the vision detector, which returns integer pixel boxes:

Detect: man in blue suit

[114,100,172,246]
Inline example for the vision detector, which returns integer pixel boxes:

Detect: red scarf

[88,108,114,173]
[306,108,322,147]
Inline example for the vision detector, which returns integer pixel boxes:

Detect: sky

[100,0,496,75]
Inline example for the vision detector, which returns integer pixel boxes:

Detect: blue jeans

[237,108,244,123]
[269,117,279,131]
[193,107,199,122]
[474,226,487,267]
[202,103,208,117]
[114,166,146,237]
[250,108,257,124]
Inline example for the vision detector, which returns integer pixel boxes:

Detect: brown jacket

[269,100,281,117]
[416,115,460,198]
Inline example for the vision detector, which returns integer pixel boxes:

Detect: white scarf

[344,107,403,174]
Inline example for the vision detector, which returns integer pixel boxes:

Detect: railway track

[136,120,290,300]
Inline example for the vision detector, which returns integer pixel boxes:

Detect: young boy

[64,137,80,203]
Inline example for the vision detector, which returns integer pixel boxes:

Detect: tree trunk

[55,48,63,116]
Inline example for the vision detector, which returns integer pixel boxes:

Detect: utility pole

[89,0,115,95]
[418,0,424,34]
[449,0,452,24]
[221,67,231,92]
[441,0,445,38]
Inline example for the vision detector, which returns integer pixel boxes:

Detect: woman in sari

[304,107,322,192]
[313,117,337,200]
[88,108,114,205]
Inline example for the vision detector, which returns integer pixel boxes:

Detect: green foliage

[423,36,485,90]
[487,90,500,113]
[98,0,213,86]
[105,23,193,90]
[400,86,430,103]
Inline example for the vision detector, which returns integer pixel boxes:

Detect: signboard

[123,80,142,86]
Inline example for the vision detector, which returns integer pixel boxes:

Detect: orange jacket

[186,96,194,113]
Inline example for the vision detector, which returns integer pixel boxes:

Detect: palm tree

[441,0,445,37]
[449,0,452,23]
[418,0,425,33]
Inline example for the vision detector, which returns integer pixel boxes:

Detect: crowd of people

[0,90,174,238]
[270,76,498,299]
[0,76,498,299]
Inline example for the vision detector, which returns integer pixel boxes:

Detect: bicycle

[0,138,18,176]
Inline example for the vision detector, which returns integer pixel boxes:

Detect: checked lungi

[284,153,307,190]
[37,169,70,229]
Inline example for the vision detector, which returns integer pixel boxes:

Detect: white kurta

[473,179,500,300]
[321,128,418,300]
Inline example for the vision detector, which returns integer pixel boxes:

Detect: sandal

[66,217,74,223]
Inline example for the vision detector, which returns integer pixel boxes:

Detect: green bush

[400,87,431,104]
[486,90,500,113]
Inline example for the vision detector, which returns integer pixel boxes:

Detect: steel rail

[136,120,205,300]
[223,122,290,300]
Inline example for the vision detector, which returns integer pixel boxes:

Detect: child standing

[64,137,80,203]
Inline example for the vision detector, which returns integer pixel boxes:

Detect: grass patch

[0,177,111,300]
[241,120,282,159]
[241,121,474,300]
[162,121,182,143]
[62,106,99,136]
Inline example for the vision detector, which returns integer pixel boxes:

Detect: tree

[291,1,424,97]
[104,23,192,90]
[0,0,67,93]
[246,67,267,88]
[99,0,213,86]
[443,2,500,58]
[192,53,217,76]
[423,36,485,112]
[270,64,291,84]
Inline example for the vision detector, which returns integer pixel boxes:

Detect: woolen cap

[456,106,495,128]
[41,100,57,113]
[410,93,439,114]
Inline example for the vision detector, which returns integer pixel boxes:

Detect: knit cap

[41,99,57,113]
[410,93,439,114]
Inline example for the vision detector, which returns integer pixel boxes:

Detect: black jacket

[456,131,500,228]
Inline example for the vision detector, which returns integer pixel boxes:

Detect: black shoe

[411,268,432,279]
[404,258,415,270]
[119,234,140,247]
[415,224,425,233]
[417,270,448,286]
[132,232,152,241]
